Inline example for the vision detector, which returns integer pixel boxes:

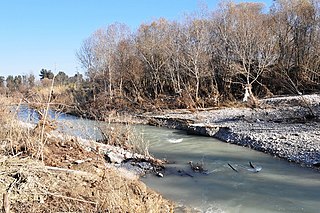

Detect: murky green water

[138,125,320,213]
[17,107,320,212]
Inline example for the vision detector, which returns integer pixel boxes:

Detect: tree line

[76,0,320,112]
[1,0,319,116]
[0,69,83,95]
[0,74,35,94]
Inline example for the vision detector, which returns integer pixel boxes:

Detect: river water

[17,107,320,212]
[138,125,320,213]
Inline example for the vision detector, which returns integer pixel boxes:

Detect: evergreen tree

[0,76,4,88]
[28,74,35,88]
[39,69,54,79]
[6,75,15,92]
[55,71,69,85]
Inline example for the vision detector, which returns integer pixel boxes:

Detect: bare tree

[164,21,184,95]
[77,23,131,101]
[135,18,172,98]
[271,0,320,94]
[76,37,96,79]
[178,17,212,103]
[113,37,144,100]
[213,2,277,102]
[74,0,319,112]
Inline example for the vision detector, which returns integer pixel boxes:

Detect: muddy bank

[143,94,320,169]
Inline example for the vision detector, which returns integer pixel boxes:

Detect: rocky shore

[144,94,320,169]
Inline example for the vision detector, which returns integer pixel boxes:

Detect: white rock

[107,152,124,164]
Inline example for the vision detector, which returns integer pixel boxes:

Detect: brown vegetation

[0,95,174,212]
[98,123,150,156]
[1,0,319,120]
[72,0,320,118]
[0,157,173,212]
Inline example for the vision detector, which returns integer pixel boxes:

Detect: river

[18,107,320,212]
[139,125,320,212]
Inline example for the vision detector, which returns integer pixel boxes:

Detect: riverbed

[17,106,320,212]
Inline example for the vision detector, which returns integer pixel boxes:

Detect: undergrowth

[98,122,150,156]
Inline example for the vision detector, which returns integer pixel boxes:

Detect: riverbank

[143,94,320,170]
[0,129,173,212]
[0,96,174,212]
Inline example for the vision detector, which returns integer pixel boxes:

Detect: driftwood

[2,193,9,213]
[40,189,98,206]
[188,161,207,173]
[45,166,94,177]
[227,163,238,172]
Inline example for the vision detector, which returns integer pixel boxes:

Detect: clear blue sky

[0,0,273,79]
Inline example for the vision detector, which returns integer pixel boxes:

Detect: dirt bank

[0,96,174,213]
[144,94,320,170]
[0,131,173,212]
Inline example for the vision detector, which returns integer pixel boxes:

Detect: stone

[156,172,164,178]
[106,152,124,164]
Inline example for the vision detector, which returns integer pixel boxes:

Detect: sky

[0,0,273,79]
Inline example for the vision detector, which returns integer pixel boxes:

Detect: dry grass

[0,98,40,159]
[0,95,174,212]
[218,100,247,108]
[25,84,75,114]
[98,123,150,156]
[0,157,173,213]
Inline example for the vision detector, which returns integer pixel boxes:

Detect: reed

[0,156,173,212]
[98,114,150,156]
[0,94,174,212]
[0,96,39,157]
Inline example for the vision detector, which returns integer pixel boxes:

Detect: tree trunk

[243,84,252,102]
[243,84,258,107]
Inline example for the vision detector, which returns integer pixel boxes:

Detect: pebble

[147,94,320,169]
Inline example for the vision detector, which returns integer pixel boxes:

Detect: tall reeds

[98,122,150,156]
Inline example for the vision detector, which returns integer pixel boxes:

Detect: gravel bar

[144,94,320,169]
